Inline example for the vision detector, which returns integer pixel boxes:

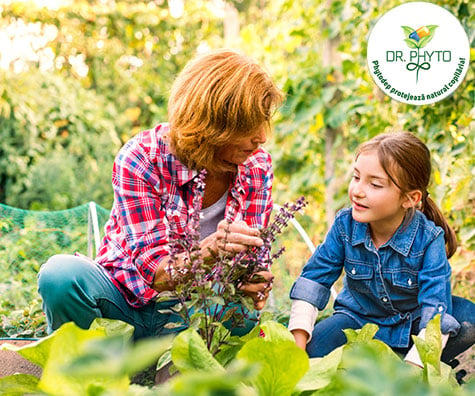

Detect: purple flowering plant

[156,169,307,355]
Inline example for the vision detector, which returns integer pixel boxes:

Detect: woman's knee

[38,254,92,301]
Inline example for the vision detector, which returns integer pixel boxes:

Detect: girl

[288,131,474,367]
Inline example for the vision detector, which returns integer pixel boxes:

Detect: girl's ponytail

[422,195,457,258]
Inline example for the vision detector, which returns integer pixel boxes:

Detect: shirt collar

[167,154,198,187]
[157,124,198,187]
[350,211,420,257]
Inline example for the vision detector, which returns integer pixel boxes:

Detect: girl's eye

[371,183,383,188]
[352,175,360,181]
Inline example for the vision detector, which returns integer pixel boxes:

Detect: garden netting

[0,202,110,337]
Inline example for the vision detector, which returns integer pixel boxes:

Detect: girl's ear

[402,190,422,209]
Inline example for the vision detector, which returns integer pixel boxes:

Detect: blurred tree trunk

[322,1,343,228]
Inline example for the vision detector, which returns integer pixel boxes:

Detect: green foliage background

[0,0,473,335]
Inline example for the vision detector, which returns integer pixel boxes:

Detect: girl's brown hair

[356,131,457,258]
[167,49,283,174]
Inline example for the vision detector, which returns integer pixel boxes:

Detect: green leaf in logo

[419,25,438,48]
[404,38,419,49]
[401,25,414,37]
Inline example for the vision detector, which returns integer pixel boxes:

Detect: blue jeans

[306,296,475,363]
[38,254,257,339]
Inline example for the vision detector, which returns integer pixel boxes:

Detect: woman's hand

[200,219,264,258]
[239,270,274,310]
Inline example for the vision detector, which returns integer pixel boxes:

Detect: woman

[38,49,283,339]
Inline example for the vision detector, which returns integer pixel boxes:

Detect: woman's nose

[251,126,267,144]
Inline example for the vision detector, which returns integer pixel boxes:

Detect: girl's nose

[353,185,365,197]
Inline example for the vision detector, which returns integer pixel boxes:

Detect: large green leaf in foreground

[0,319,171,395]
[237,321,309,396]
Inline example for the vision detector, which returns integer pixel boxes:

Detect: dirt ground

[0,339,42,379]
[0,340,473,385]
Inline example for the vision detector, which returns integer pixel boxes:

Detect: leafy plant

[0,318,171,395]
[156,170,307,355]
[2,317,472,395]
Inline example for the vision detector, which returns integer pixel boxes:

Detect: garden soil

[0,339,42,378]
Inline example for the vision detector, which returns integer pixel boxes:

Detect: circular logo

[367,2,470,105]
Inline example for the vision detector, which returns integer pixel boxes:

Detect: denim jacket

[290,208,460,348]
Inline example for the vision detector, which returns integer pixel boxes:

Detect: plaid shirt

[95,123,273,307]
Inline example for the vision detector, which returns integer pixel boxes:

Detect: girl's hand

[239,270,274,310]
[200,219,264,257]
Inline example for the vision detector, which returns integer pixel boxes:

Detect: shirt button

[351,268,356,275]
[408,279,412,286]
[438,306,443,312]
[382,297,388,303]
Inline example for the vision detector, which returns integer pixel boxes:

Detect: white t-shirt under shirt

[199,191,228,240]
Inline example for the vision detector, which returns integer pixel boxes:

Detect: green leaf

[1,334,55,368]
[413,315,442,373]
[164,360,257,396]
[89,317,134,339]
[327,341,428,395]
[343,323,378,343]
[210,296,225,306]
[241,320,295,343]
[214,335,245,367]
[296,346,343,391]
[237,337,308,396]
[326,96,365,128]
[404,38,419,49]
[156,349,172,371]
[220,306,238,323]
[122,336,174,376]
[418,32,436,49]
[171,328,225,374]
[37,322,129,395]
[401,25,415,36]
[426,25,438,35]
[164,321,186,330]
[0,374,40,395]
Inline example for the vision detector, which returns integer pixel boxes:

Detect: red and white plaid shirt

[95,123,273,307]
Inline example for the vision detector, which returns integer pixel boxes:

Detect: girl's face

[348,151,409,233]
[217,125,267,166]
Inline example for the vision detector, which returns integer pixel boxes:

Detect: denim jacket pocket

[391,270,418,291]
[344,261,373,293]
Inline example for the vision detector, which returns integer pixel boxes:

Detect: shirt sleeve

[417,233,460,336]
[289,218,345,310]
[288,299,319,342]
[111,141,169,285]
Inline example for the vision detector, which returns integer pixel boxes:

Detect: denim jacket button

[351,268,356,275]
[408,278,412,286]
[382,297,388,303]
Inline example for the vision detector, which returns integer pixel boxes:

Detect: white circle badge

[367,2,470,105]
